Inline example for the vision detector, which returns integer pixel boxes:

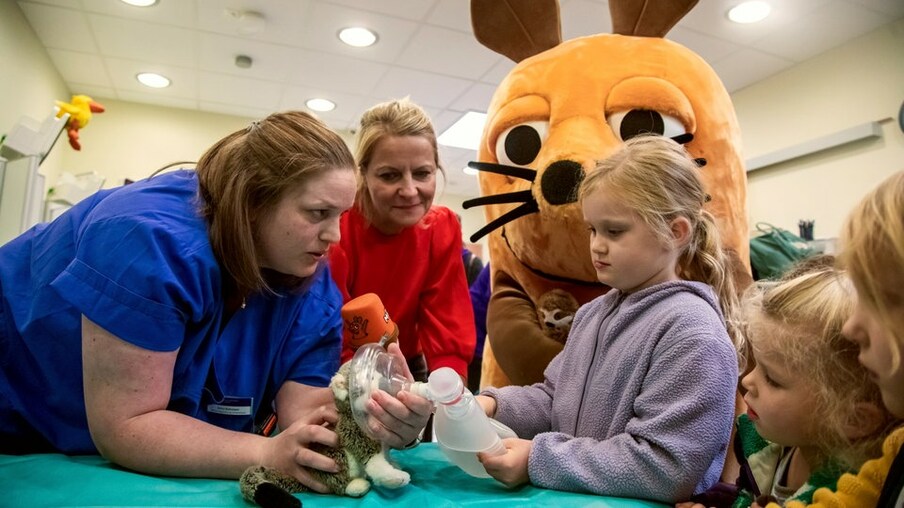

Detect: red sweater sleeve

[417,208,476,377]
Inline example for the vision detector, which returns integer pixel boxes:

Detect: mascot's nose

[540,160,585,205]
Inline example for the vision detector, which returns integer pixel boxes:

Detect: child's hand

[477,438,531,488]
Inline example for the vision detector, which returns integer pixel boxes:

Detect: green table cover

[1,443,668,507]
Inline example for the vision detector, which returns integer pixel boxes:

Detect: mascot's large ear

[610,0,698,37]
[471,0,562,63]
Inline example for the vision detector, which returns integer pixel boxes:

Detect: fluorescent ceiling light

[728,1,771,23]
[338,27,377,47]
[121,0,158,6]
[306,98,336,112]
[136,72,170,88]
[438,111,487,151]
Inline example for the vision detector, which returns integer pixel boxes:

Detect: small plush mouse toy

[239,361,410,506]
[536,289,579,345]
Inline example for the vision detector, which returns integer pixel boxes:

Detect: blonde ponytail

[680,210,744,366]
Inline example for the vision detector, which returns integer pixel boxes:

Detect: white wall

[53,99,255,187]
[734,18,904,241]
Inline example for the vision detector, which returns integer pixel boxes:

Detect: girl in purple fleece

[476,136,744,503]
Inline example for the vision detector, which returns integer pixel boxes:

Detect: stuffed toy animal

[239,361,410,505]
[536,289,579,345]
[465,0,753,388]
[55,94,105,151]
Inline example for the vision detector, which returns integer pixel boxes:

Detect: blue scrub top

[0,171,342,453]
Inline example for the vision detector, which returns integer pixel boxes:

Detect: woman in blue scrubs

[0,111,432,491]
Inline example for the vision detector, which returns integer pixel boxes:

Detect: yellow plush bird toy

[55,94,105,151]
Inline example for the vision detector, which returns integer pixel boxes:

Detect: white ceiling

[16,0,904,197]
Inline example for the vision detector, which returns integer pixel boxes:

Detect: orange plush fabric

[468,0,750,388]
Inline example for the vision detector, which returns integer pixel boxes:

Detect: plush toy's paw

[365,454,410,488]
[344,478,371,497]
[331,371,348,401]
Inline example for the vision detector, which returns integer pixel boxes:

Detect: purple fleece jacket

[483,280,738,502]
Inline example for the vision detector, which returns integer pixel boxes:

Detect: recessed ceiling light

[463,165,479,176]
[727,1,771,23]
[120,0,158,6]
[438,111,487,151]
[338,27,377,48]
[136,72,171,88]
[306,98,336,112]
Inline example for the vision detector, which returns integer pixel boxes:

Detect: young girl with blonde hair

[764,171,904,508]
[475,135,743,502]
[680,258,898,507]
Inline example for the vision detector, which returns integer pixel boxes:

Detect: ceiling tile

[18,2,97,53]
[371,68,472,109]
[46,48,112,88]
[285,50,391,96]
[279,86,371,127]
[105,57,198,99]
[196,0,313,47]
[396,26,499,80]
[846,0,904,16]
[753,0,888,61]
[79,0,198,28]
[668,26,742,64]
[680,0,828,47]
[327,0,437,21]
[199,33,295,82]
[199,102,269,120]
[116,90,199,111]
[426,0,472,32]
[479,57,516,84]
[197,72,284,111]
[711,49,795,93]
[449,83,497,112]
[64,84,116,102]
[561,0,612,39]
[88,14,197,67]
[295,2,420,64]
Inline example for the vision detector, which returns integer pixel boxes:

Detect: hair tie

[248,120,261,132]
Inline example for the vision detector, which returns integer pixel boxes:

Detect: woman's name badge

[206,396,253,416]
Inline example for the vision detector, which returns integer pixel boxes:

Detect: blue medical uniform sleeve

[274,269,343,388]
[50,213,217,352]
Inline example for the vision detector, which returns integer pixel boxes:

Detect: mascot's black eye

[495,121,549,167]
[607,109,685,142]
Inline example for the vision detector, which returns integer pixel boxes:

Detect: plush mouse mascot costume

[466,0,751,388]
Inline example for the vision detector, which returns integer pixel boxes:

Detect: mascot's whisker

[462,190,533,208]
[462,160,541,242]
[466,161,536,181]
[467,200,539,243]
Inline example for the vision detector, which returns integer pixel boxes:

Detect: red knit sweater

[329,206,475,378]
